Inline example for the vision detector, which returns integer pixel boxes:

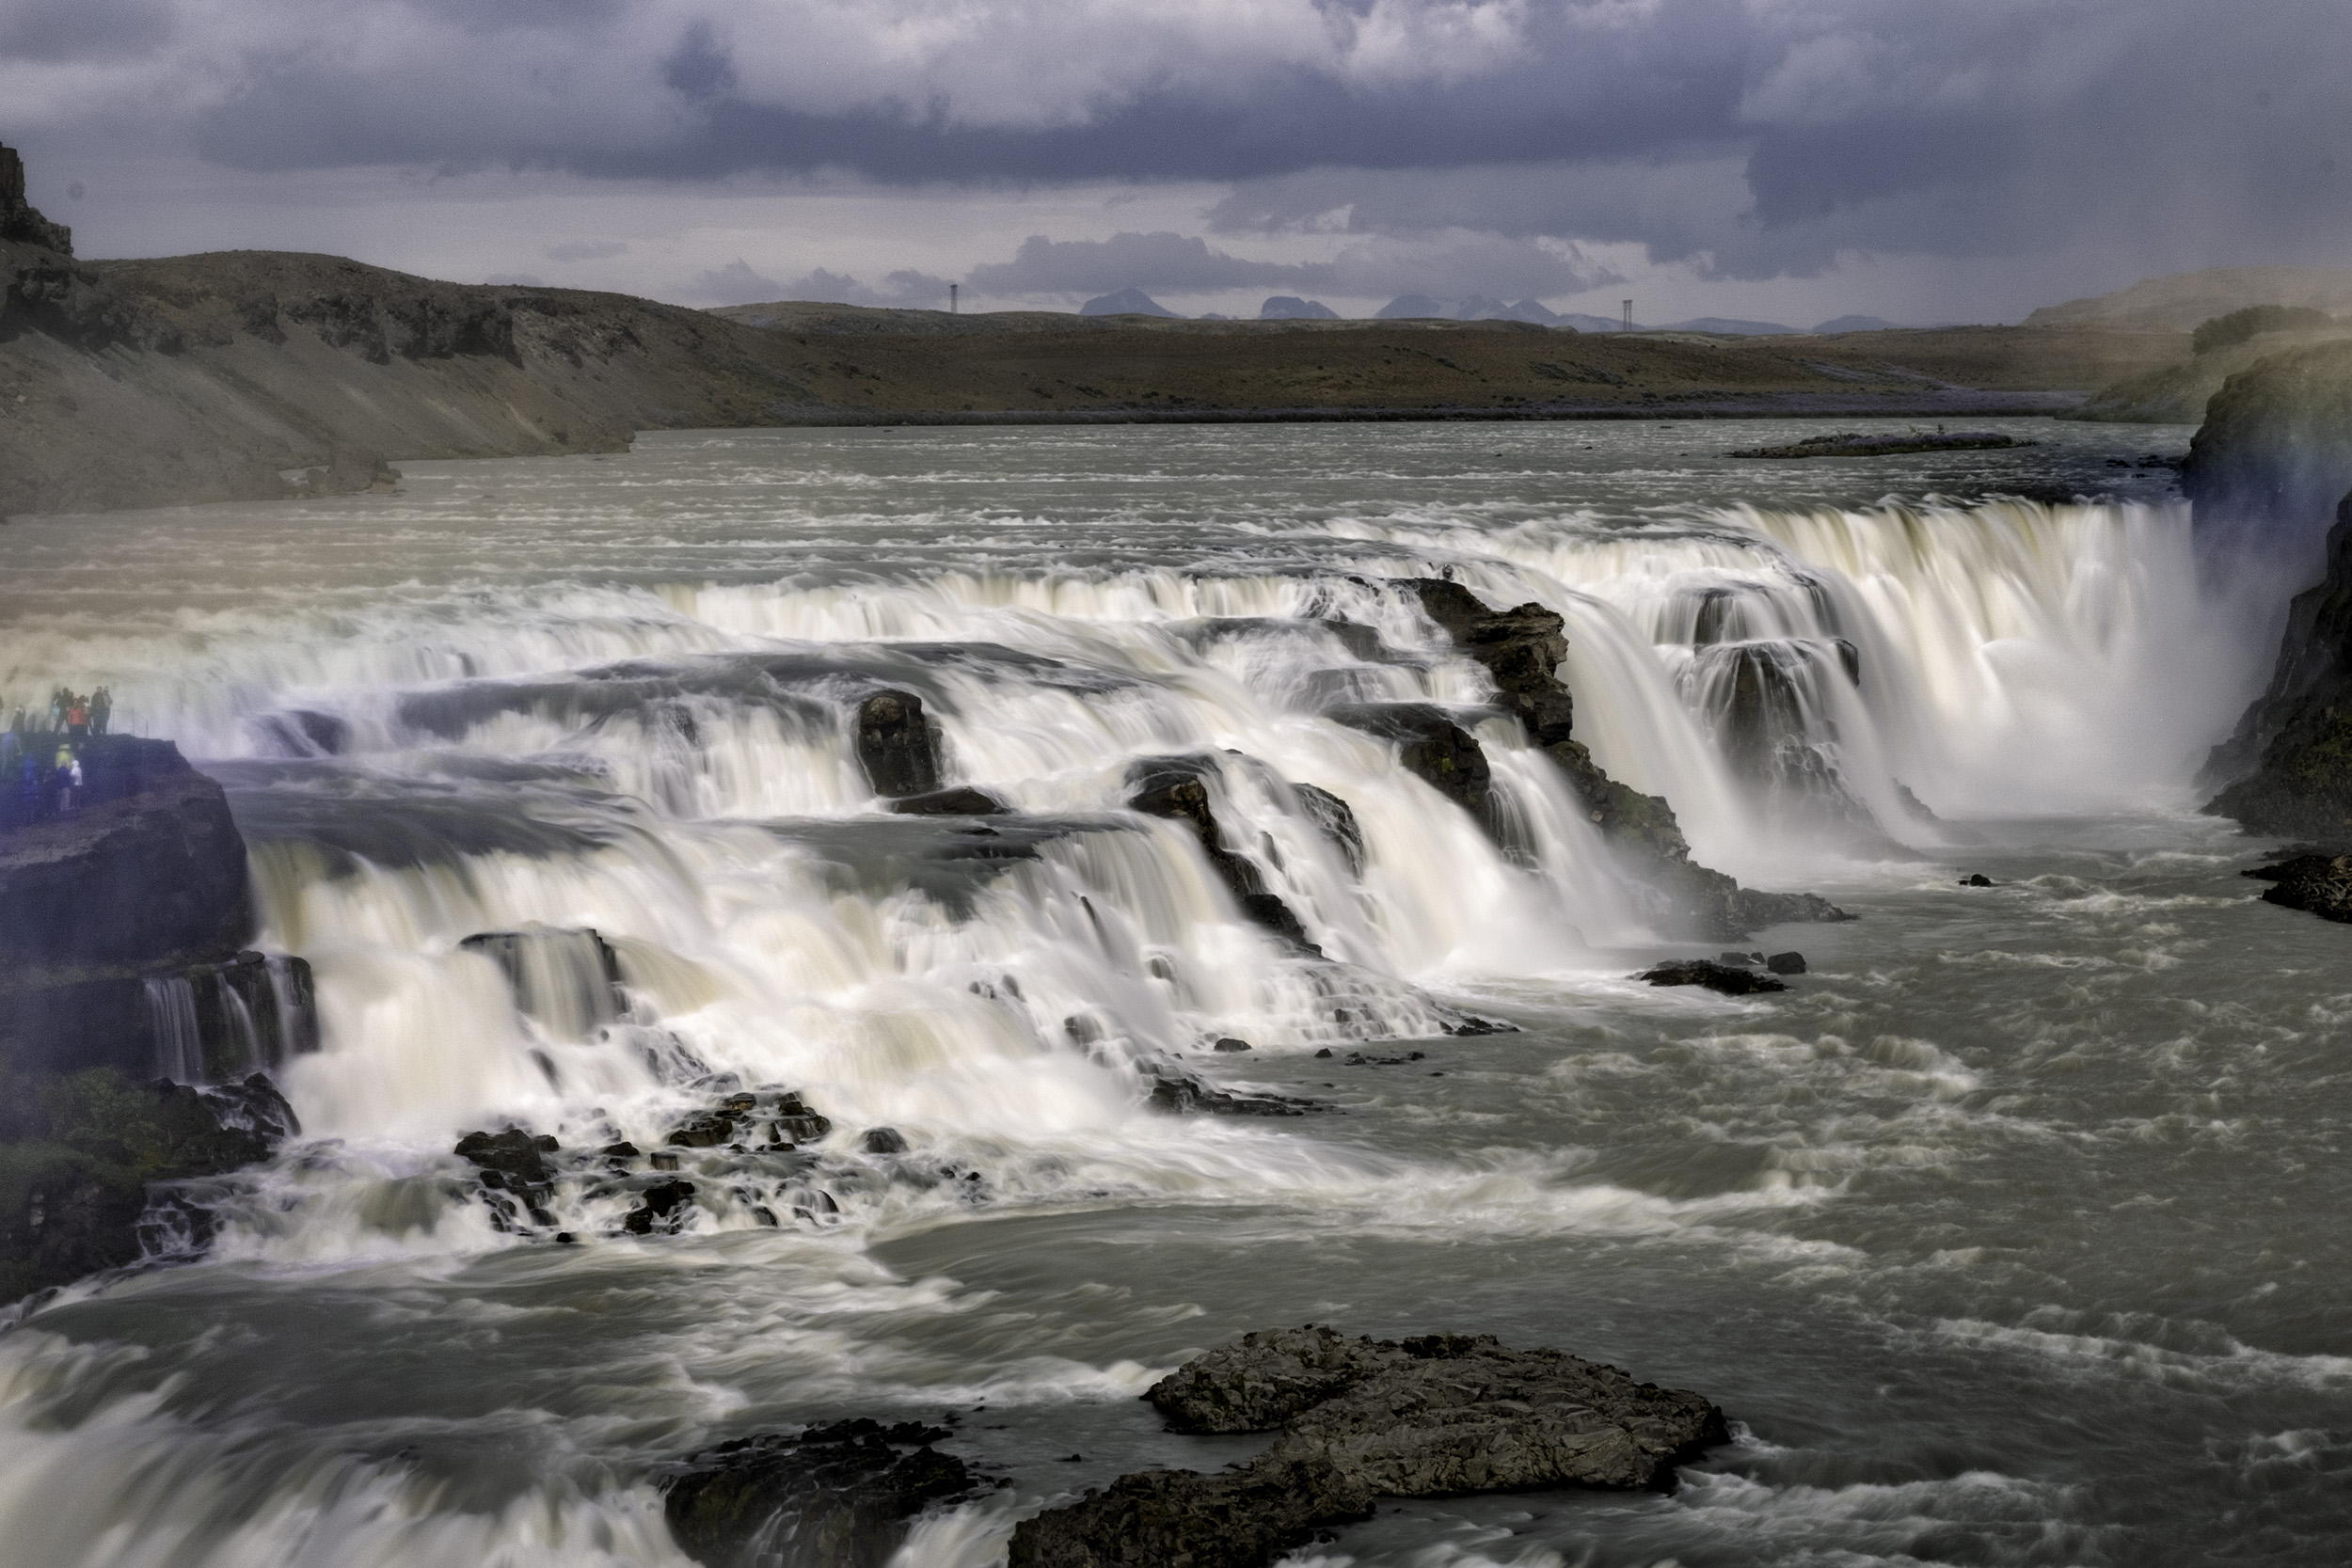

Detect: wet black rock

[1008,1453,1370,1568]
[1212,1037,1252,1053]
[2205,489,2352,835]
[1638,959,1788,995]
[453,1127,558,1228]
[859,1127,910,1154]
[1292,784,1365,877]
[665,1418,978,1568]
[887,786,1007,816]
[1016,1326,1725,1568]
[1960,873,1995,887]
[1126,755,1322,955]
[1326,703,1492,819]
[624,1177,698,1235]
[669,1110,743,1148]
[1764,951,1807,974]
[0,1069,295,1304]
[854,690,942,799]
[2244,853,2352,922]
[1148,1066,1322,1117]
[1717,951,1756,966]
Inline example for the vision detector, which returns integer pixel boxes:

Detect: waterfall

[144,976,204,1083]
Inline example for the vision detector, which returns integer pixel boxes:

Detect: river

[4,417,2344,1567]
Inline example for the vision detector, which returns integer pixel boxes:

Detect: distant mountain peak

[1080,287,1176,317]
[1260,295,1338,320]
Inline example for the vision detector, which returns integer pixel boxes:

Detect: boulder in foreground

[664,1418,980,1568]
[2244,854,2352,922]
[1010,1325,1726,1568]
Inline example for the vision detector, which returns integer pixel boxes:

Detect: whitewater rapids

[2,418,2340,1568]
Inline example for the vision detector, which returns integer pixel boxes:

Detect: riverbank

[2,239,2182,520]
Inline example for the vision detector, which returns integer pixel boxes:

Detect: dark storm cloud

[0,0,173,62]
[6,0,2349,280]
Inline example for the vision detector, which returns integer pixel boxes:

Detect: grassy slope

[2,245,2184,517]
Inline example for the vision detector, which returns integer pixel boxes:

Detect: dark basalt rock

[0,738,253,971]
[1016,1326,1725,1568]
[1126,756,1322,955]
[623,1177,698,1235]
[1728,431,2027,459]
[1212,1037,1252,1053]
[1390,579,1849,941]
[1148,1066,1322,1118]
[2206,490,2352,837]
[665,1418,978,1568]
[0,1069,295,1304]
[1638,959,1788,995]
[1959,873,1995,887]
[1008,1454,1370,1568]
[886,786,1007,816]
[1292,783,1364,877]
[453,1127,559,1229]
[1325,703,1492,816]
[1764,951,1807,974]
[0,145,71,254]
[2244,853,2352,922]
[854,690,942,799]
[859,1127,910,1154]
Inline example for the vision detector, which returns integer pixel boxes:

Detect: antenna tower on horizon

[950,283,959,314]
[1622,299,1633,332]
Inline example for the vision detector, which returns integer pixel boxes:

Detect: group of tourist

[2,687,115,829]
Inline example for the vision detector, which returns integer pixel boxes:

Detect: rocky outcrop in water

[0,1069,296,1304]
[887,785,1007,816]
[1011,1325,1725,1568]
[2242,854,2352,922]
[1727,431,2029,459]
[1638,959,1788,995]
[1393,578,1850,940]
[854,690,943,799]
[2205,490,2352,837]
[664,1418,983,1568]
[0,738,288,1080]
[1127,755,1321,953]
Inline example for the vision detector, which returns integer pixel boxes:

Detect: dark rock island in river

[1009,1325,1727,1568]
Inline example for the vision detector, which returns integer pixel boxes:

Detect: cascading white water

[6,422,2297,1568]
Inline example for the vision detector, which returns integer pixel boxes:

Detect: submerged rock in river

[1012,1325,1726,1568]
[665,1418,980,1568]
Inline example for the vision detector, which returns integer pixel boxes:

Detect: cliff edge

[2180,340,2352,557]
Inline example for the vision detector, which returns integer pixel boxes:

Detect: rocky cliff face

[2204,489,2352,837]
[0,145,70,254]
[2181,340,2352,559]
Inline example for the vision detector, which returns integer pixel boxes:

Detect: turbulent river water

[5,416,2347,1567]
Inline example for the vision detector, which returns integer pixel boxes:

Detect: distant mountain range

[1082,286,1919,335]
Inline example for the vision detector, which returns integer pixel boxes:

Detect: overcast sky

[5,0,2347,325]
